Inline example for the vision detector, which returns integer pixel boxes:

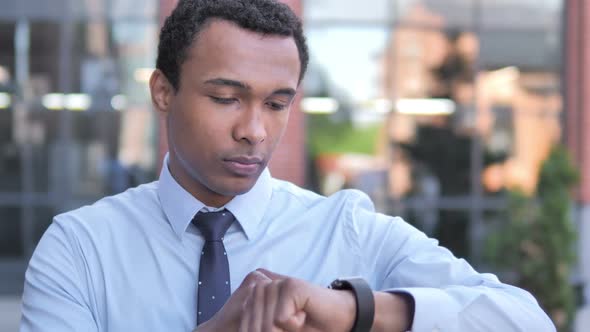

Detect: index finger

[256,268,287,281]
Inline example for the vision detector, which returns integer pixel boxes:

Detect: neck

[167,153,234,208]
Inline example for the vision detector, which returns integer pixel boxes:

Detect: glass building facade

[0,0,569,306]
[303,0,564,264]
[2,0,588,330]
[0,0,159,294]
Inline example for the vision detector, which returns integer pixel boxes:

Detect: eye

[209,96,237,105]
[266,101,288,111]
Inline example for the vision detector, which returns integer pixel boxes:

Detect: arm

[21,220,98,332]
[351,191,556,332]
[230,269,411,332]
[201,191,556,332]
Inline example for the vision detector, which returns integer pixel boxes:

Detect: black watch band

[329,277,375,332]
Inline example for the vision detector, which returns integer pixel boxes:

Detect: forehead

[182,19,301,89]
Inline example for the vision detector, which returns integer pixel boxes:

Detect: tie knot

[192,210,235,241]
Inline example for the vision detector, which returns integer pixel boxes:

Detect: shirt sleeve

[346,190,556,332]
[20,219,98,332]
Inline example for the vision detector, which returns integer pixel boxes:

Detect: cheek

[277,111,291,134]
[266,112,290,143]
[264,112,288,135]
[175,98,226,139]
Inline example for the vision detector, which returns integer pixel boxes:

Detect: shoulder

[270,178,376,214]
[52,181,161,238]
[269,178,323,207]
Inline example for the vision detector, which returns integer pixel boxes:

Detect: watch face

[330,280,345,289]
[329,277,366,289]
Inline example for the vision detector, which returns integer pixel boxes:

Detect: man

[20,0,555,331]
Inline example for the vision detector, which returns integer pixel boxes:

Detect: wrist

[372,292,413,332]
[192,321,211,332]
[334,289,358,332]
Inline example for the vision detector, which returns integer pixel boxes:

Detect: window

[0,0,158,294]
[304,0,564,263]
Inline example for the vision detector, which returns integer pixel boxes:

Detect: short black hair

[156,0,309,91]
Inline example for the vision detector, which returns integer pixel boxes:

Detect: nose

[233,107,266,145]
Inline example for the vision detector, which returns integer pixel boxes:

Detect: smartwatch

[329,277,375,332]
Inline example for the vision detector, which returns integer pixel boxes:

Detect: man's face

[152,19,301,206]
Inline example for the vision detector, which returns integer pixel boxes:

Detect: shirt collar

[157,153,272,240]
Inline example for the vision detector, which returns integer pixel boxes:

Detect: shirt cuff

[387,288,461,332]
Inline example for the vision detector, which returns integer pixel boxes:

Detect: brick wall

[566,0,590,203]
[158,0,306,186]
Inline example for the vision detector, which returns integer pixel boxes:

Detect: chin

[212,175,259,196]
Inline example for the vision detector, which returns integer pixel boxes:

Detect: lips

[222,155,264,176]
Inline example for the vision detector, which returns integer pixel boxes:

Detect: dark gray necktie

[192,210,234,325]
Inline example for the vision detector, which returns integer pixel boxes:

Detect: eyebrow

[204,78,250,89]
[272,88,297,98]
[204,77,296,98]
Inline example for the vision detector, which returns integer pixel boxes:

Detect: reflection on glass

[396,0,563,29]
[66,20,157,200]
[0,23,19,191]
[70,0,106,18]
[383,28,478,198]
[305,26,391,208]
[435,209,470,258]
[72,21,157,111]
[109,0,157,19]
[0,0,159,292]
[395,0,474,28]
[481,0,562,29]
[33,206,55,244]
[305,24,485,201]
[304,0,391,22]
[30,22,61,102]
[480,71,562,195]
[0,207,23,258]
[303,1,564,257]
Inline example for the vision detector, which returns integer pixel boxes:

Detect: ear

[149,69,174,114]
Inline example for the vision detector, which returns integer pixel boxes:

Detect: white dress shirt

[21,155,555,331]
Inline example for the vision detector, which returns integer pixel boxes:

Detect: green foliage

[485,146,579,331]
[307,114,381,157]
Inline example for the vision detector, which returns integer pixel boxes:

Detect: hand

[195,269,412,332]
[195,270,272,332]
[238,269,357,332]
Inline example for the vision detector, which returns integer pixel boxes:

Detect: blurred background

[0,0,588,331]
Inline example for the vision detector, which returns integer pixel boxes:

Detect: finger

[276,311,306,332]
[262,280,280,331]
[239,285,255,332]
[274,279,306,331]
[241,270,272,289]
[234,271,271,304]
[250,280,270,332]
[256,268,289,281]
[238,307,250,332]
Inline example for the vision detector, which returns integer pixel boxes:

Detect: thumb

[276,310,306,331]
